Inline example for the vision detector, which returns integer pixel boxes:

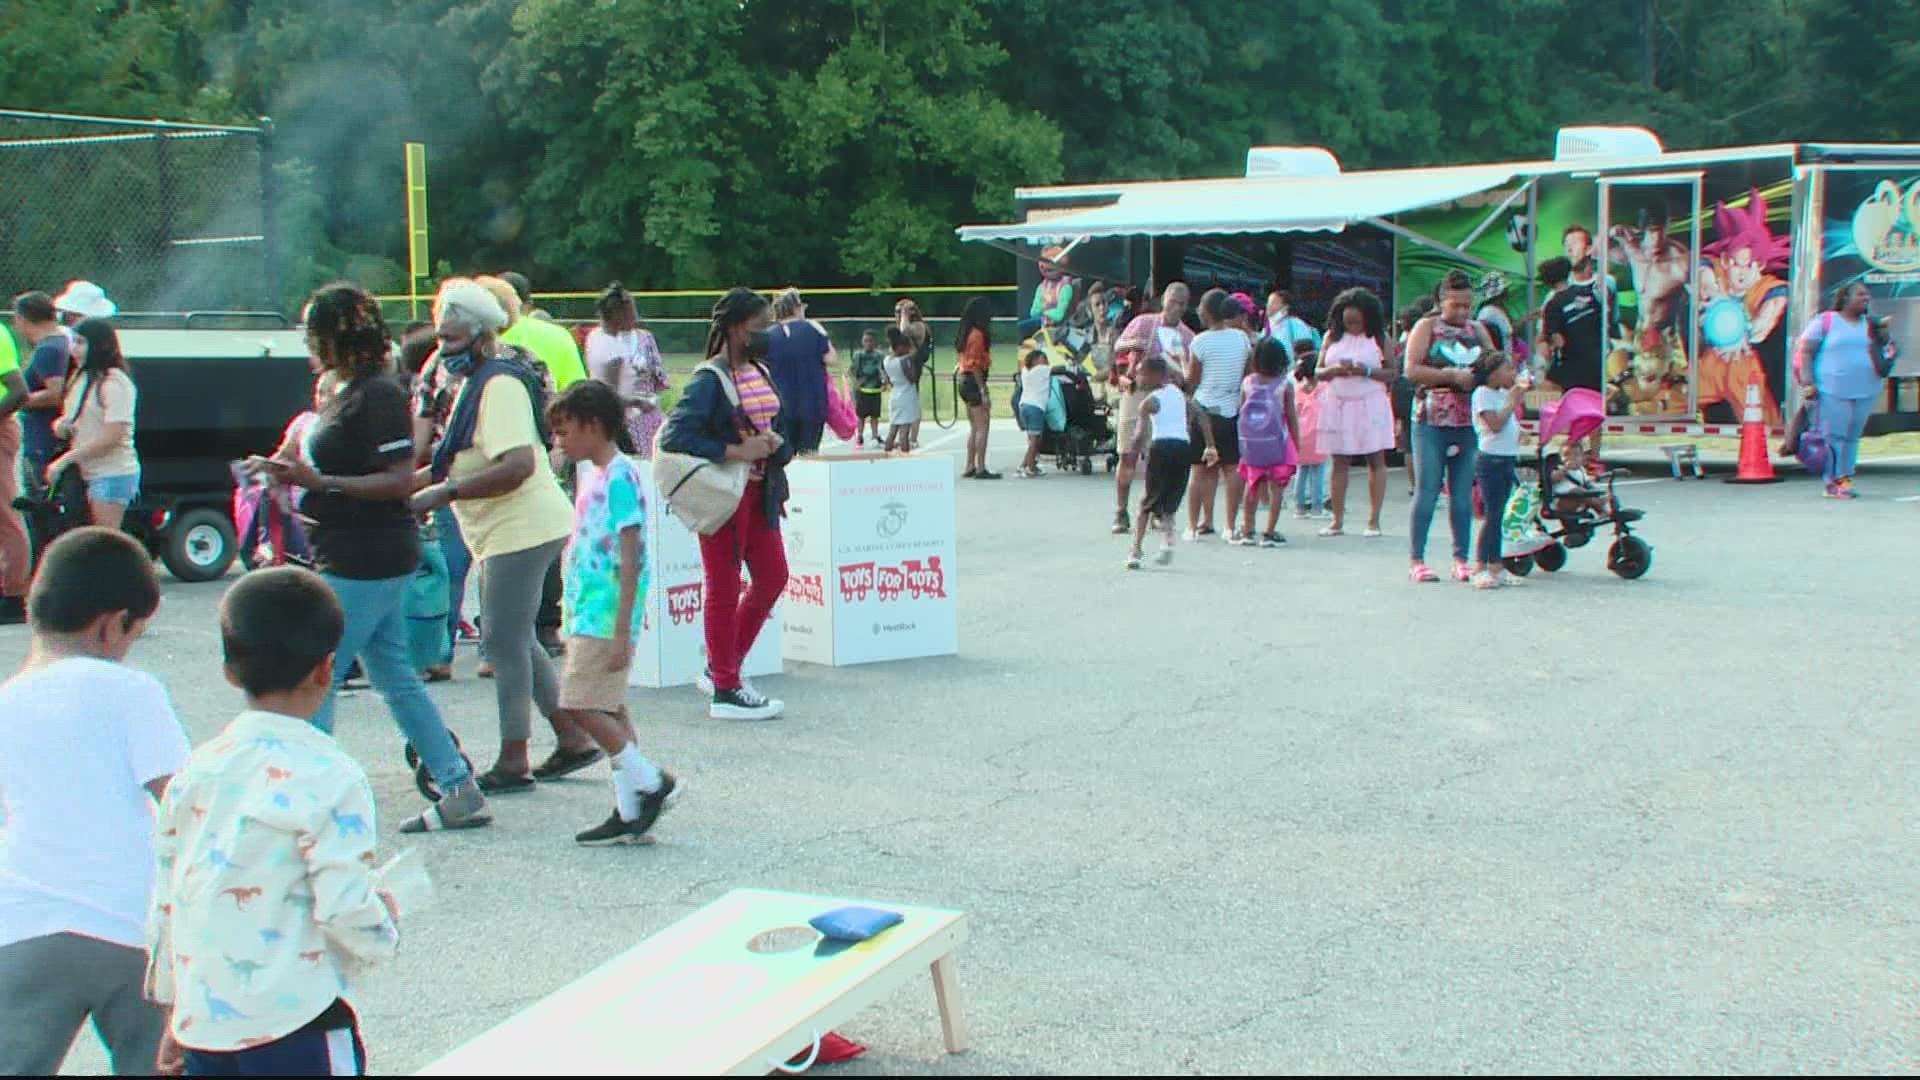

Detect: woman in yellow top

[412,282,599,792]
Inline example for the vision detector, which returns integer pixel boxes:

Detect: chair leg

[930,953,969,1054]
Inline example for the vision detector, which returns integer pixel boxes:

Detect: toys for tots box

[781,454,957,666]
[576,459,783,690]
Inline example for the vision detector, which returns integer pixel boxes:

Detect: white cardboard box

[575,459,783,689]
[781,454,958,666]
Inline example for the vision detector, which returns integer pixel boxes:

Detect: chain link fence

[0,110,276,313]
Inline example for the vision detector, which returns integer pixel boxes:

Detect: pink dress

[1316,335,1395,455]
[1293,380,1328,465]
[586,327,670,458]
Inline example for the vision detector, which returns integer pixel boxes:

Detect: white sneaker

[1183,528,1202,542]
[710,686,784,721]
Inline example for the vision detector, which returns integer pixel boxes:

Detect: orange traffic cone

[1726,366,1781,484]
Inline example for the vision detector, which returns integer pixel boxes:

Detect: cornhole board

[574,459,784,689]
[780,454,958,666]
[417,889,970,1076]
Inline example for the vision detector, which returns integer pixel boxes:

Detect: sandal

[1452,560,1473,582]
[1317,525,1344,537]
[1362,525,1383,538]
[532,746,605,780]
[475,767,537,794]
[1409,562,1440,583]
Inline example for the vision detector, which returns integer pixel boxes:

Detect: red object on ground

[1726,368,1780,484]
[773,1031,867,1073]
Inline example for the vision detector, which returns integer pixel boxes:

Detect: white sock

[611,744,664,815]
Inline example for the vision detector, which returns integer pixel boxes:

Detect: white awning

[956,163,1523,244]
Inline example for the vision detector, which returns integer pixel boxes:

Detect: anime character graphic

[1698,189,1788,427]
[1607,218,1694,415]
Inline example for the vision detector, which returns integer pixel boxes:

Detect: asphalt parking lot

[21,423,1920,1075]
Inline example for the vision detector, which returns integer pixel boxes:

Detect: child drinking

[1470,351,1525,589]
[546,381,680,843]
[882,327,921,453]
[1126,354,1218,570]
[1292,350,1330,519]
[849,330,886,448]
[1236,337,1299,547]
[1017,347,1052,478]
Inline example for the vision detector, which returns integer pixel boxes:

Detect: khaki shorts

[1114,387,1145,455]
[560,636,630,713]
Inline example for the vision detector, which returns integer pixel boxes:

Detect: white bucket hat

[53,280,117,319]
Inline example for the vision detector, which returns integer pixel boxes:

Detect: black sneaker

[1111,509,1131,535]
[1262,531,1288,548]
[630,772,680,835]
[710,686,784,721]
[574,810,652,846]
[0,596,24,626]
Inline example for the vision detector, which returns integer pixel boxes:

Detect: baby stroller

[1503,388,1653,580]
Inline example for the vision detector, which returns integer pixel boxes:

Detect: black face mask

[744,329,771,359]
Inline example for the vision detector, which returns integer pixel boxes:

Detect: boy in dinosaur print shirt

[147,568,398,1075]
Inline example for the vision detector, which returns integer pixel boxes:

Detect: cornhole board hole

[780,454,957,667]
[574,458,784,689]
[417,888,970,1076]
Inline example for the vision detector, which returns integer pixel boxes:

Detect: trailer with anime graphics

[958,127,1920,438]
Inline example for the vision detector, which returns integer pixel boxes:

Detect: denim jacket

[659,360,794,523]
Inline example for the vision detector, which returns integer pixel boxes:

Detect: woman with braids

[584,281,670,458]
[1314,287,1396,539]
[955,296,1000,479]
[1403,269,1499,584]
[660,288,793,721]
[257,282,491,832]
[411,282,603,792]
[764,288,835,455]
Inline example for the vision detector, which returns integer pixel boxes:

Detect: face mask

[439,348,475,377]
[745,329,771,359]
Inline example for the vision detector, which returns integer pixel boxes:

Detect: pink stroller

[1506,388,1653,580]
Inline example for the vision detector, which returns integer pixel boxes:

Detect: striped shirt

[1190,329,1251,418]
[733,364,781,477]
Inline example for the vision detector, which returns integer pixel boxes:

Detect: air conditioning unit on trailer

[1553,126,1664,162]
[1245,146,1341,179]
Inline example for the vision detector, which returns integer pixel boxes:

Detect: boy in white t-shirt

[0,527,187,1074]
[1469,352,1525,590]
[1017,348,1053,478]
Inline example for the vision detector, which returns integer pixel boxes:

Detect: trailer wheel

[162,508,238,583]
[1534,542,1568,573]
[1503,555,1535,577]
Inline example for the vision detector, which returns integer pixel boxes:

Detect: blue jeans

[434,507,475,663]
[312,572,471,793]
[1474,453,1517,567]
[1410,423,1478,563]
[1294,460,1330,511]
[1819,395,1874,483]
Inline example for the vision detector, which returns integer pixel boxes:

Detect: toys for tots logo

[783,573,826,607]
[665,583,703,626]
[836,556,948,604]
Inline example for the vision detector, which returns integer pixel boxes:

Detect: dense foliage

[1,0,1912,302]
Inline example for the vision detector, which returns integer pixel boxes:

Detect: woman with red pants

[661,288,793,720]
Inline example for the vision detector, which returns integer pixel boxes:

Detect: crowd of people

[0,230,1901,1075]
[0,268,842,1075]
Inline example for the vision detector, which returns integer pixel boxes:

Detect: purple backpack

[1238,378,1296,469]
